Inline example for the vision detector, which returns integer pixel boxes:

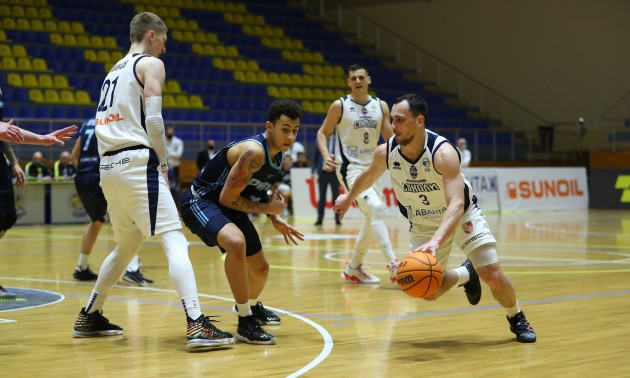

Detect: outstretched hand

[270,215,304,245]
[44,124,78,146]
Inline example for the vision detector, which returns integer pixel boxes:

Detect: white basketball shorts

[337,164,385,215]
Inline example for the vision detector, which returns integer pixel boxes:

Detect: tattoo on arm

[224,150,266,212]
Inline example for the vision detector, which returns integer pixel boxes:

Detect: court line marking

[524,221,629,237]
[0,277,332,377]
[0,287,65,313]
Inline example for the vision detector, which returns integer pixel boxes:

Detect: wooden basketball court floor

[1,209,629,377]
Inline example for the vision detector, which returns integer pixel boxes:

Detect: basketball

[396,252,444,298]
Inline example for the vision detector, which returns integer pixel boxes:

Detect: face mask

[208,146,214,151]
[167,135,173,140]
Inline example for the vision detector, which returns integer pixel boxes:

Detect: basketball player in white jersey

[316,64,398,284]
[72,12,234,349]
[334,94,536,343]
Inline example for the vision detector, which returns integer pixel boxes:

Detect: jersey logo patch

[422,157,431,172]
[392,161,401,170]
[409,165,418,179]
[462,220,473,234]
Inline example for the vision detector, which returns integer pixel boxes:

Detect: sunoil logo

[506,179,584,199]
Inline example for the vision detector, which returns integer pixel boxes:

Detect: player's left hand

[11,162,26,188]
[412,240,439,257]
[270,216,304,245]
[332,193,351,220]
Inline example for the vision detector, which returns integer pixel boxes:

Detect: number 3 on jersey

[97,77,119,112]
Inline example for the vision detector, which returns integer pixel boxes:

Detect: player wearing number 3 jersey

[72,12,233,349]
[316,64,399,285]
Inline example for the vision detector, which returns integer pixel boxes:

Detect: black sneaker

[459,259,481,305]
[314,220,322,226]
[72,308,123,337]
[187,315,234,349]
[0,285,17,301]
[507,311,537,343]
[236,315,276,345]
[73,266,98,281]
[123,269,153,286]
[232,302,281,326]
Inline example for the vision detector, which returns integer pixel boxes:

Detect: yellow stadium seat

[290,74,303,85]
[312,76,324,86]
[323,89,336,99]
[301,100,313,112]
[25,7,38,18]
[18,58,33,71]
[203,44,215,55]
[233,70,245,81]
[245,71,257,82]
[242,24,252,35]
[71,22,84,34]
[214,45,227,56]
[302,88,314,100]
[334,89,345,98]
[212,57,223,69]
[301,75,313,86]
[312,65,323,76]
[182,31,194,42]
[187,20,198,30]
[75,90,91,105]
[60,90,75,104]
[111,51,123,62]
[260,37,271,47]
[31,19,44,31]
[281,50,292,60]
[235,60,247,71]
[91,36,104,48]
[267,86,279,97]
[215,2,226,11]
[12,45,27,58]
[174,19,186,29]
[171,30,183,40]
[323,66,334,76]
[0,5,9,17]
[58,21,71,33]
[0,44,10,57]
[175,95,190,108]
[253,15,264,24]
[34,0,48,6]
[16,18,30,30]
[226,46,238,57]
[312,101,327,113]
[29,89,44,103]
[44,89,60,103]
[38,74,54,88]
[11,6,25,18]
[246,60,259,71]
[333,66,345,76]
[190,43,203,54]
[256,71,268,83]
[290,87,302,99]
[39,8,52,18]
[50,33,62,45]
[84,50,96,61]
[104,37,117,48]
[7,73,22,87]
[333,77,346,87]
[312,52,324,63]
[97,50,111,62]
[53,75,69,88]
[63,34,77,46]
[297,51,308,62]
[223,58,236,70]
[2,18,16,30]
[279,73,291,84]
[323,76,335,87]
[33,59,48,71]
[163,94,176,108]
[278,87,291,98]
[76,35,90,47]
[165,80,181,93]
[193,31,206,43]
[44,20,57,32]
[0,30,6,41]
[312,88,324,100]
[206,33,218,44]
[2,57,17,70]
[189,95,204,108]
[268,72,280,84]
[291,40,303,49]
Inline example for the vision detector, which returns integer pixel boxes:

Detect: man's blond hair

[129,12,167,43]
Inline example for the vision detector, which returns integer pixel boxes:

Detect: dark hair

[347,64,368,75]
[393,94,429,120]
[267,99,301,123]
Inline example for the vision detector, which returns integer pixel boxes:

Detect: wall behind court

[351,0,630,149]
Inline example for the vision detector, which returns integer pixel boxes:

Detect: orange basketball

[396,252,444,298]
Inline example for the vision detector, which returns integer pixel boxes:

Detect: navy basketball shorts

[74,174,107,223]
[180,190,262,257]
[0,170,16,232]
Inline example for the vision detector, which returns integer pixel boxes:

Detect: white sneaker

[386,258,400,283]
[342,260,380,284]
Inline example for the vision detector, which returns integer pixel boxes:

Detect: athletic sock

[181,294,202,320]
[237,300,252,317]
[77,253,89,270]
[453,266,470,286]
[505,301,521,318]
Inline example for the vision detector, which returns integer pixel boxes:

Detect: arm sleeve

[144,96,169,171]
[0,141,18,164]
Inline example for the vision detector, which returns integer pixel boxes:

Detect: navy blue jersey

[76,119,100,176]
[192,133,284,212]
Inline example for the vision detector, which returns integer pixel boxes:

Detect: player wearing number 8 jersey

[316,64,399,284]
[72,12,234,349]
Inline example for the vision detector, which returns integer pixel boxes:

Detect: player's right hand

[0,120,24,144]
[332,193,351,220]
[266,189,285,215]
[324,153,338,172]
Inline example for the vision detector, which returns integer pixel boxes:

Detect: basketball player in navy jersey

[317,64,399,284]
[181,99,305,345]
[0,85,76,300]
[70,119,153,286]
[334,94,536,343]
[71,12,234,349]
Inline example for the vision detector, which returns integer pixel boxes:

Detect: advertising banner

[589,169,630,209]
[496,167,588,211]
[462,167,500,212]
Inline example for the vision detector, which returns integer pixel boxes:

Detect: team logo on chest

[422,157,431,172]
[409,165,418,179]
[361,107,368,115]
[392,160,401,170]
[462,220,474,234]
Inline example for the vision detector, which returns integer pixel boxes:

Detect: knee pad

[469,244,499,269]
[366,196,387,224]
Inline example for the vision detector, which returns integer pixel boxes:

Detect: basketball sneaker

[73,266,98,281]
[123,269,154,286]
[72,308,123,337]
[458,259,481,305]
[342,260,380,284]
[386,258,400,283]
[0,285,17,301]
[187,315,234,349]
[507,311,537,343]
[236,315,277,345]
[232,302,281,325]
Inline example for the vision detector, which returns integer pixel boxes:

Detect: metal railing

[601,90,630,152]
[298,0,550,134]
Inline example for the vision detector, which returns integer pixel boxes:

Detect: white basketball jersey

[95,53,153,156]
[386,129,476,229]
[334,95,383,169]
